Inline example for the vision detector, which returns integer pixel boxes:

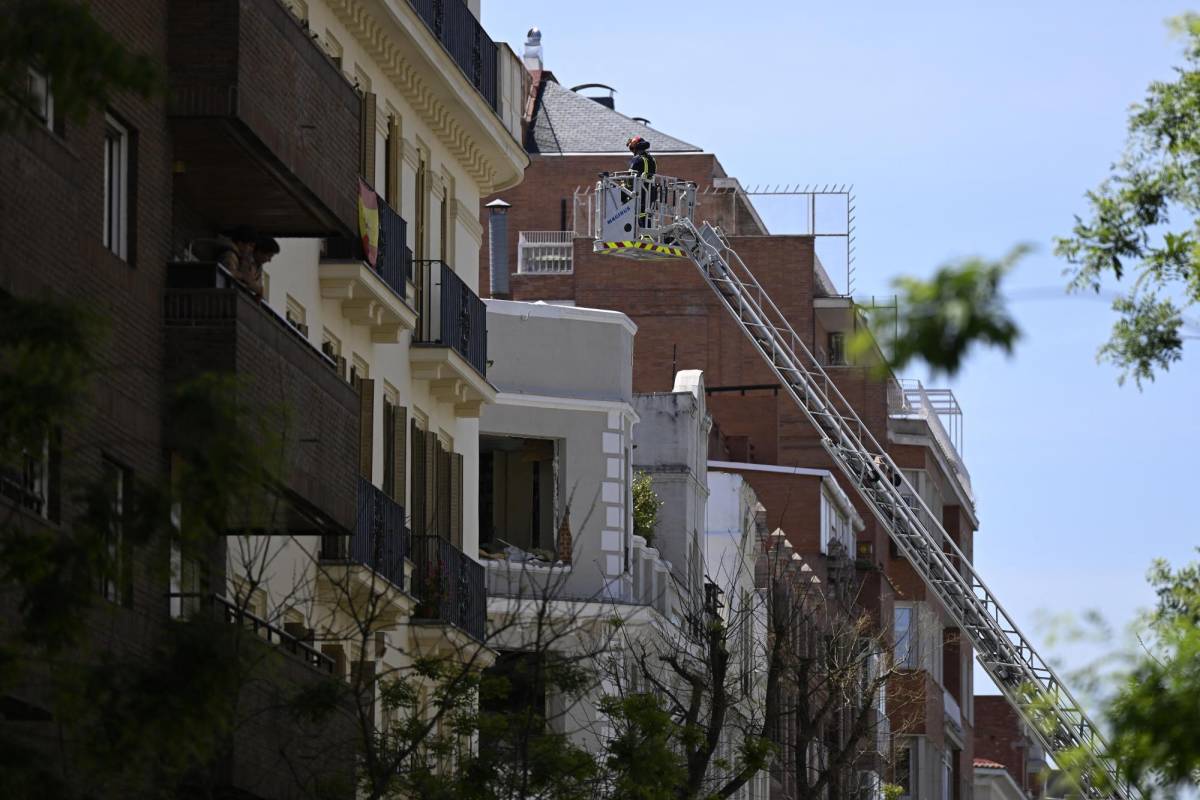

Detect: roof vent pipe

[632,117,651,126]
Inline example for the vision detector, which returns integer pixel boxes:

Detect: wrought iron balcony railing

[413,260,487,377]
[409,534,485,640]
[407,0,498,111]
[321,477,408,591]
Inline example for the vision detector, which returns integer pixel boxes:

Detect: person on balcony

[216,226,278,299]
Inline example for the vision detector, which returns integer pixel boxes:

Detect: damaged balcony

[321,196,418,343]
[411,260,495,417]
[167,0,361,236]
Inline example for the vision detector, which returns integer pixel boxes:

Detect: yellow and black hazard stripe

[594,240,686,259]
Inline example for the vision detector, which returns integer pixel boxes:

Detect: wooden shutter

[392,406,407,509]
[450,452,463,549]
[386,116,401,209]
[424,430,437,537]
[437,442,450,542]
[357,378,374,479]
[411,420,425,536]
[360,92,377,181]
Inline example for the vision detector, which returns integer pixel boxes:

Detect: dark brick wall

[164,287,360,532]
[168,0,361,235]
[974,695,1030,791]
[0,1,360,794]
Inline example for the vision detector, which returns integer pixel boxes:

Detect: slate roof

[527,78,701,155]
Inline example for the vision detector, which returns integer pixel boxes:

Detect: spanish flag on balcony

[358,178,380,267]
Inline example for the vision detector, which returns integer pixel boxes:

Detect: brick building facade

[478,31,981,800]
[1,0,525,796]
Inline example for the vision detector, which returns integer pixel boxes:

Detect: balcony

[321,197,417,342]
[321,478,409,590]
[517,231,574,274]
[410,534,485,641]
[319,478,411,626]
[411,260,495,416]
[169,591,357,799]
[888,379,974,504]
[407,0,498,111]
[167,0,360,236]
[164,263,359,533]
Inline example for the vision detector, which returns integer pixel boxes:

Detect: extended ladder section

[593,172,1136,800]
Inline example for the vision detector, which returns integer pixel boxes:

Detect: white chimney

[523,27,543,71]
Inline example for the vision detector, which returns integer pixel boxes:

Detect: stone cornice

[328,0,524,191]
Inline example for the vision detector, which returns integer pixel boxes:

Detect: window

[285,296,308,336]
[828,331,847,365]
[895,740,917,799]
[100,457,132,606]
[322,30,343,69]
[439,184,449,263]
[415,152,428,260]
[894,605,916,669]
[27,68,54,130]
[103,114,131,260]
[820,489,853,556]
[321,328,341,363]
[0,432,57,521]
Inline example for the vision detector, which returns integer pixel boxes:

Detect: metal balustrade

[413,259,488,377]
[409,534,485,640]
[406,0,498,110]
[321,477,408,590]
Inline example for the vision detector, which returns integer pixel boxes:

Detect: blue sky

[482,1,1200,698]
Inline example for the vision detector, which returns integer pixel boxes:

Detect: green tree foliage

[853,246,1027,378]
[1055,15,1200,387]
[1103,554,1200,794]
[632,471,663,546]
[0,0,158,131]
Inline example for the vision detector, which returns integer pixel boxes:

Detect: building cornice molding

[491,392,639,425]
[327,0,524,191]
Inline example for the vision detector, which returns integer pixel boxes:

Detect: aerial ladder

[592,171,1137,800]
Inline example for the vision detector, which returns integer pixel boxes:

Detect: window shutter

[387,116,401,209]
[437,441,450,542]
[424,430,437,537]
[360,92,377,181]
[411,420,426,536]
[450,452,463,549]
[357,378,374,479]
[393,406,407,509]
[337,355,348,383]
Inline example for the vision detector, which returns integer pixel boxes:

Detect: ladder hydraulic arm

[593,172,1136,800]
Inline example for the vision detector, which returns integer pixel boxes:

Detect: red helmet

[626,135,650,152]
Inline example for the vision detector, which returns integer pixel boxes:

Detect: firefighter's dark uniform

[629,150,657,230]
